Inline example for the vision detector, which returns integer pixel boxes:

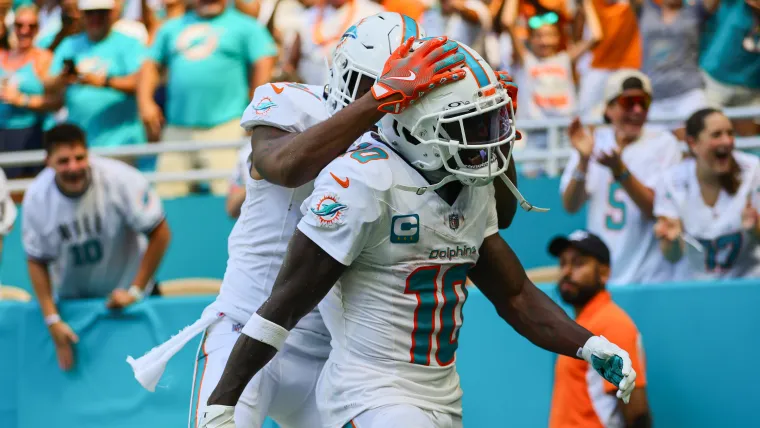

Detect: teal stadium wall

[1,177,758,427]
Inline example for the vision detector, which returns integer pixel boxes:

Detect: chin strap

[394,174,459,195]
[395,172,549,214]
[498,173,549,213]
[497,141,549,213]
[394,171,549,213]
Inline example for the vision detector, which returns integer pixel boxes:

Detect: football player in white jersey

[561,69,684,285]
[128,13,492,428]
[204,42,637,428]
[0,167,18,267]
[654,108,760,279]
[22,123,171,371]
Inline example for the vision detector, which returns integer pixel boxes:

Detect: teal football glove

[578,335,637,403]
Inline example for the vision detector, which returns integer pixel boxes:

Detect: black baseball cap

[548,230,610,265]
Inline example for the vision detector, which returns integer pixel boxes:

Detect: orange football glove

[372,36,467,114]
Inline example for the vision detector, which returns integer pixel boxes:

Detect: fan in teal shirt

[149,8,277,128]
[700,0,760,90]
[50,30,146,147]
[0,61,47,129]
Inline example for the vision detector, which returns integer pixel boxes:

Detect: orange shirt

[589,0,641,69]
[549,291,647,428]
[382,0,426,21]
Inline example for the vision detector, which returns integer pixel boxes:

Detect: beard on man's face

[558,275,603,307]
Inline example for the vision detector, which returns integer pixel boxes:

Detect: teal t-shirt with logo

[700,0,760,89]
[50,31,146,147]
[150,9,277,128]
[0,61,47,129]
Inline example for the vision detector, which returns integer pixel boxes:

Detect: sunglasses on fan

[615,94,651,110]
[14,22,38,31]
[528,12,559,29]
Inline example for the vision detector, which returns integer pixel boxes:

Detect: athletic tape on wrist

[128,285,145,301]
[45,314,61,327]
[241,313,290,351]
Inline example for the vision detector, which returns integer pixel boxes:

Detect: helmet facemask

[325,49,377,116]
[406,83,515,187]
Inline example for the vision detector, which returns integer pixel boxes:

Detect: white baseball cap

[78,0,115,10]
[603,69,652,105]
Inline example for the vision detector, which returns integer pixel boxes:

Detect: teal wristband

[616,170,631,182]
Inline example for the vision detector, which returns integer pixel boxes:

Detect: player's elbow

[253,155,307,188]
[278,165,310,188]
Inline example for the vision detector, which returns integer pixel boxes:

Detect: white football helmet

[378,41,547,212]
[325,12,425,115]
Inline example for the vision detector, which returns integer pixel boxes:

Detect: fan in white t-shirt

[560,69,685,285]
[654,108,760,280]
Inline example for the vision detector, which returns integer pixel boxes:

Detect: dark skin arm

[622,389,652,428]
[249,92,393,188]
[468,233,593,357]
[207,229,346,406]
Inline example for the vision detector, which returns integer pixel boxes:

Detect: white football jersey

[297,134,499,427]
[213,82,331,354]
[560,126,684,285]
[21,157,164,299]
[654,151,760,280]
[0,168,17,236]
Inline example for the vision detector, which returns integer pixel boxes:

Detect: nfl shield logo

[448,213,460,230]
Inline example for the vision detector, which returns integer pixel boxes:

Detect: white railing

[1,106,758,192]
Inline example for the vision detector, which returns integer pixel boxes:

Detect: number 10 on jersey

[405,264,471,367]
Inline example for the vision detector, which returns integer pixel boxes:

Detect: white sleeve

[21,195,56,261]
[0,169,16,235]
[653,172,680,219]
[115,164,165,233]
[240,83,325,132]
[296,158,384,266]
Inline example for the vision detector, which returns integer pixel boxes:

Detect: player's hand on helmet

[48,320,79,371]
[372,36,467,114]
[654,217,683,242]
[567,118,594,162]
[106,288,139,309]
[579,335,637,404]
[495,71,518,113]
[198,405,236,428]
[494,70,522,140]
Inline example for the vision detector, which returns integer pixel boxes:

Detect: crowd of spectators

[0,0,756,180]
[0,0,758,281]
[0,4,757,425]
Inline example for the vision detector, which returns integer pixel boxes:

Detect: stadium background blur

[0,0,758,427]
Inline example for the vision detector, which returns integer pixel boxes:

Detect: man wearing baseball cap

[560,69,685,286]
[547,230,652,428]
